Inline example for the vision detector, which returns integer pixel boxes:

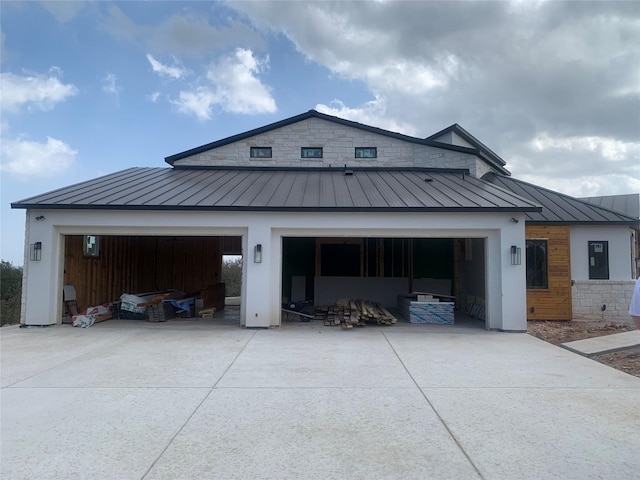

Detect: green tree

[1,260,23,325]
[221,257,242,297]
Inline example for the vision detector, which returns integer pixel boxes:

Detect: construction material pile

[315,298,397,328]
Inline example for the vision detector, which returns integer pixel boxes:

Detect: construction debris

[315,299,397,328]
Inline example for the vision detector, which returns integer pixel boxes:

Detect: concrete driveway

[2,320,639,480]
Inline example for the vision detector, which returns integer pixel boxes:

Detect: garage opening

[282,237,487,327]
[62,234,242,325]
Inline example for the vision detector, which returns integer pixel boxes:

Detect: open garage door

[281,236,487,327]
[62,234,242,325]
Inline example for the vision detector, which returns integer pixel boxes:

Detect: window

[588,241,609,279]
[355,147,377,158]
[250,147,272,158]
[301,147,323,158]
[83,235,100,258]
[526,239,548,289]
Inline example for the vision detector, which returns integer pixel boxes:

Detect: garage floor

[2,322,638,479]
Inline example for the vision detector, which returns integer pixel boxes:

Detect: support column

[244,225,271,328]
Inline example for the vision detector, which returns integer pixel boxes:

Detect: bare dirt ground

[527,320,640,378]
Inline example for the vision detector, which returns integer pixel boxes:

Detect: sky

[1,0,639,266]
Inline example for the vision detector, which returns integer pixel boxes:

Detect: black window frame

[355,147,377,158]
[301,147,323,159]
[588,241,609,279]
[250,147,272,158]
[526,239,548,289]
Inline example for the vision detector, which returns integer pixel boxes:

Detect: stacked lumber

[316,299,397,328]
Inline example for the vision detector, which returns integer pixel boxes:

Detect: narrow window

[526,239,548,289]
[355,147,377,158]
[301,147,323,158]
[588,241,609,279]
[250,147,272,158]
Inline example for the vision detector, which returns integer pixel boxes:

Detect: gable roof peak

[164,109,484,166]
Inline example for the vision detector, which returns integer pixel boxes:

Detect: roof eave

[10,203,543,213]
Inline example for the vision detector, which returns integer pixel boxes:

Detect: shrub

[221,257,242,297]
[1,260,22,325]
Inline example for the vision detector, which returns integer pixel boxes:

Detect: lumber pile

[316,298,397,328]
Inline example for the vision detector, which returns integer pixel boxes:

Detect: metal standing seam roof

[580,193,640,219]
[12,167,542,213]
[483,172,639,225]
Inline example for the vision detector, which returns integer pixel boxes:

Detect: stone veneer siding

[174,117,489,177]
[571,280,635,323]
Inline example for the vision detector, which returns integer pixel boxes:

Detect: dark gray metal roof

[580,193,640,219]
[483,172,639,225]
[12,167,541,213]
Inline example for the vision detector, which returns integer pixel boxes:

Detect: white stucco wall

[173,117,492,177]
[570,225,634,280]
[21,209,527,331]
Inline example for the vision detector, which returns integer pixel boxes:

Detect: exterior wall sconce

[30,242,42,261]
[254,244,262,263]
[511,245,522,265]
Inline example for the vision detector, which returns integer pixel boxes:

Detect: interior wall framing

[63,235,225,311]
[281,235,486,320]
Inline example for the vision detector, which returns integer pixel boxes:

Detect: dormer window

[250,147,272,158]
[301,147,323,158]
[355,147,377,158]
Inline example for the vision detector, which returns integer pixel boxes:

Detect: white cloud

[146,54,190,80]
[0,136,77,177]
[0,68,78,113]
[518,173,640,198]
[148,91,161,103]
[171,48,276,119]
[102,73,122,104]
[316,99,417,136]
[173,88,220,121]
[530,134,639,163]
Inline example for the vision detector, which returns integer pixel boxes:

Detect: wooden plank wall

[64,235,223,310]
[526,225,572,321]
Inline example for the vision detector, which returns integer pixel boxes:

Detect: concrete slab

[0,325,130,387]
[217,327,415,388]
[383,330,639,388]
[145,388,482,480]
[10,328,255,388]
[561,330,640,356]
[423,387,640,480]
[1,387,209,480]
[2,323,639,480]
